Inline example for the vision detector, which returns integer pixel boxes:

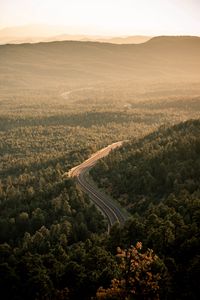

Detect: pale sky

[0,0,200,35]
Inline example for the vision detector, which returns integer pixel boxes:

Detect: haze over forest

[0,1,200,300]
[1,36,200,90]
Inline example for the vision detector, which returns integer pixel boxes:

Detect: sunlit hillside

[0,36,199,90]
[0,35,199,300]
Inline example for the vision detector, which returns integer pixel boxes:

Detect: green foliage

[0,76,200,299]
[91,119,200,299]
[96,242,163,300]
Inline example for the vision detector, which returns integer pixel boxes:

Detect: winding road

[64,142,129,231]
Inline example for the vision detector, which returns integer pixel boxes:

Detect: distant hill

[0,24,74,44]
[0,25,151,45]
[99,35,151,44]
[0,33,151,46]
[0,36,200,89]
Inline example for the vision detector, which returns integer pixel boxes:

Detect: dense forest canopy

[0,37,200,299]
[91,119,200,299]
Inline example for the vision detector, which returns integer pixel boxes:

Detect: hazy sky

[0,0,200,35]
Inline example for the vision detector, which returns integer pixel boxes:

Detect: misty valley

[0,37,200,299]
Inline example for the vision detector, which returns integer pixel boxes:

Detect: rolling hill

[91,119,200,298]
[0,25,151,45]
[91,119,200,208]
[0,36,200,90]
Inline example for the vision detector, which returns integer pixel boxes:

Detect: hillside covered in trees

[91,119,200,299]
[1,115,199,299]
[0,36,200,299]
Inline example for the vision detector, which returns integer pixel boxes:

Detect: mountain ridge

[0,25,151,45]
[0,36,199,89]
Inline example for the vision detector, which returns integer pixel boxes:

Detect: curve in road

[64,142,128,231]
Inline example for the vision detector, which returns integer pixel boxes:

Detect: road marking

[64,141,128,230]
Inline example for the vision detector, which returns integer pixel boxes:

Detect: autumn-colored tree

[96,242,161,300]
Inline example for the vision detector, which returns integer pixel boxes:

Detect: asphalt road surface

[64,142,128,231]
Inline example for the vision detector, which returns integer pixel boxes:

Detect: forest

[0,82,199,299]
[0,37,200,299]
[91,119,200,299]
